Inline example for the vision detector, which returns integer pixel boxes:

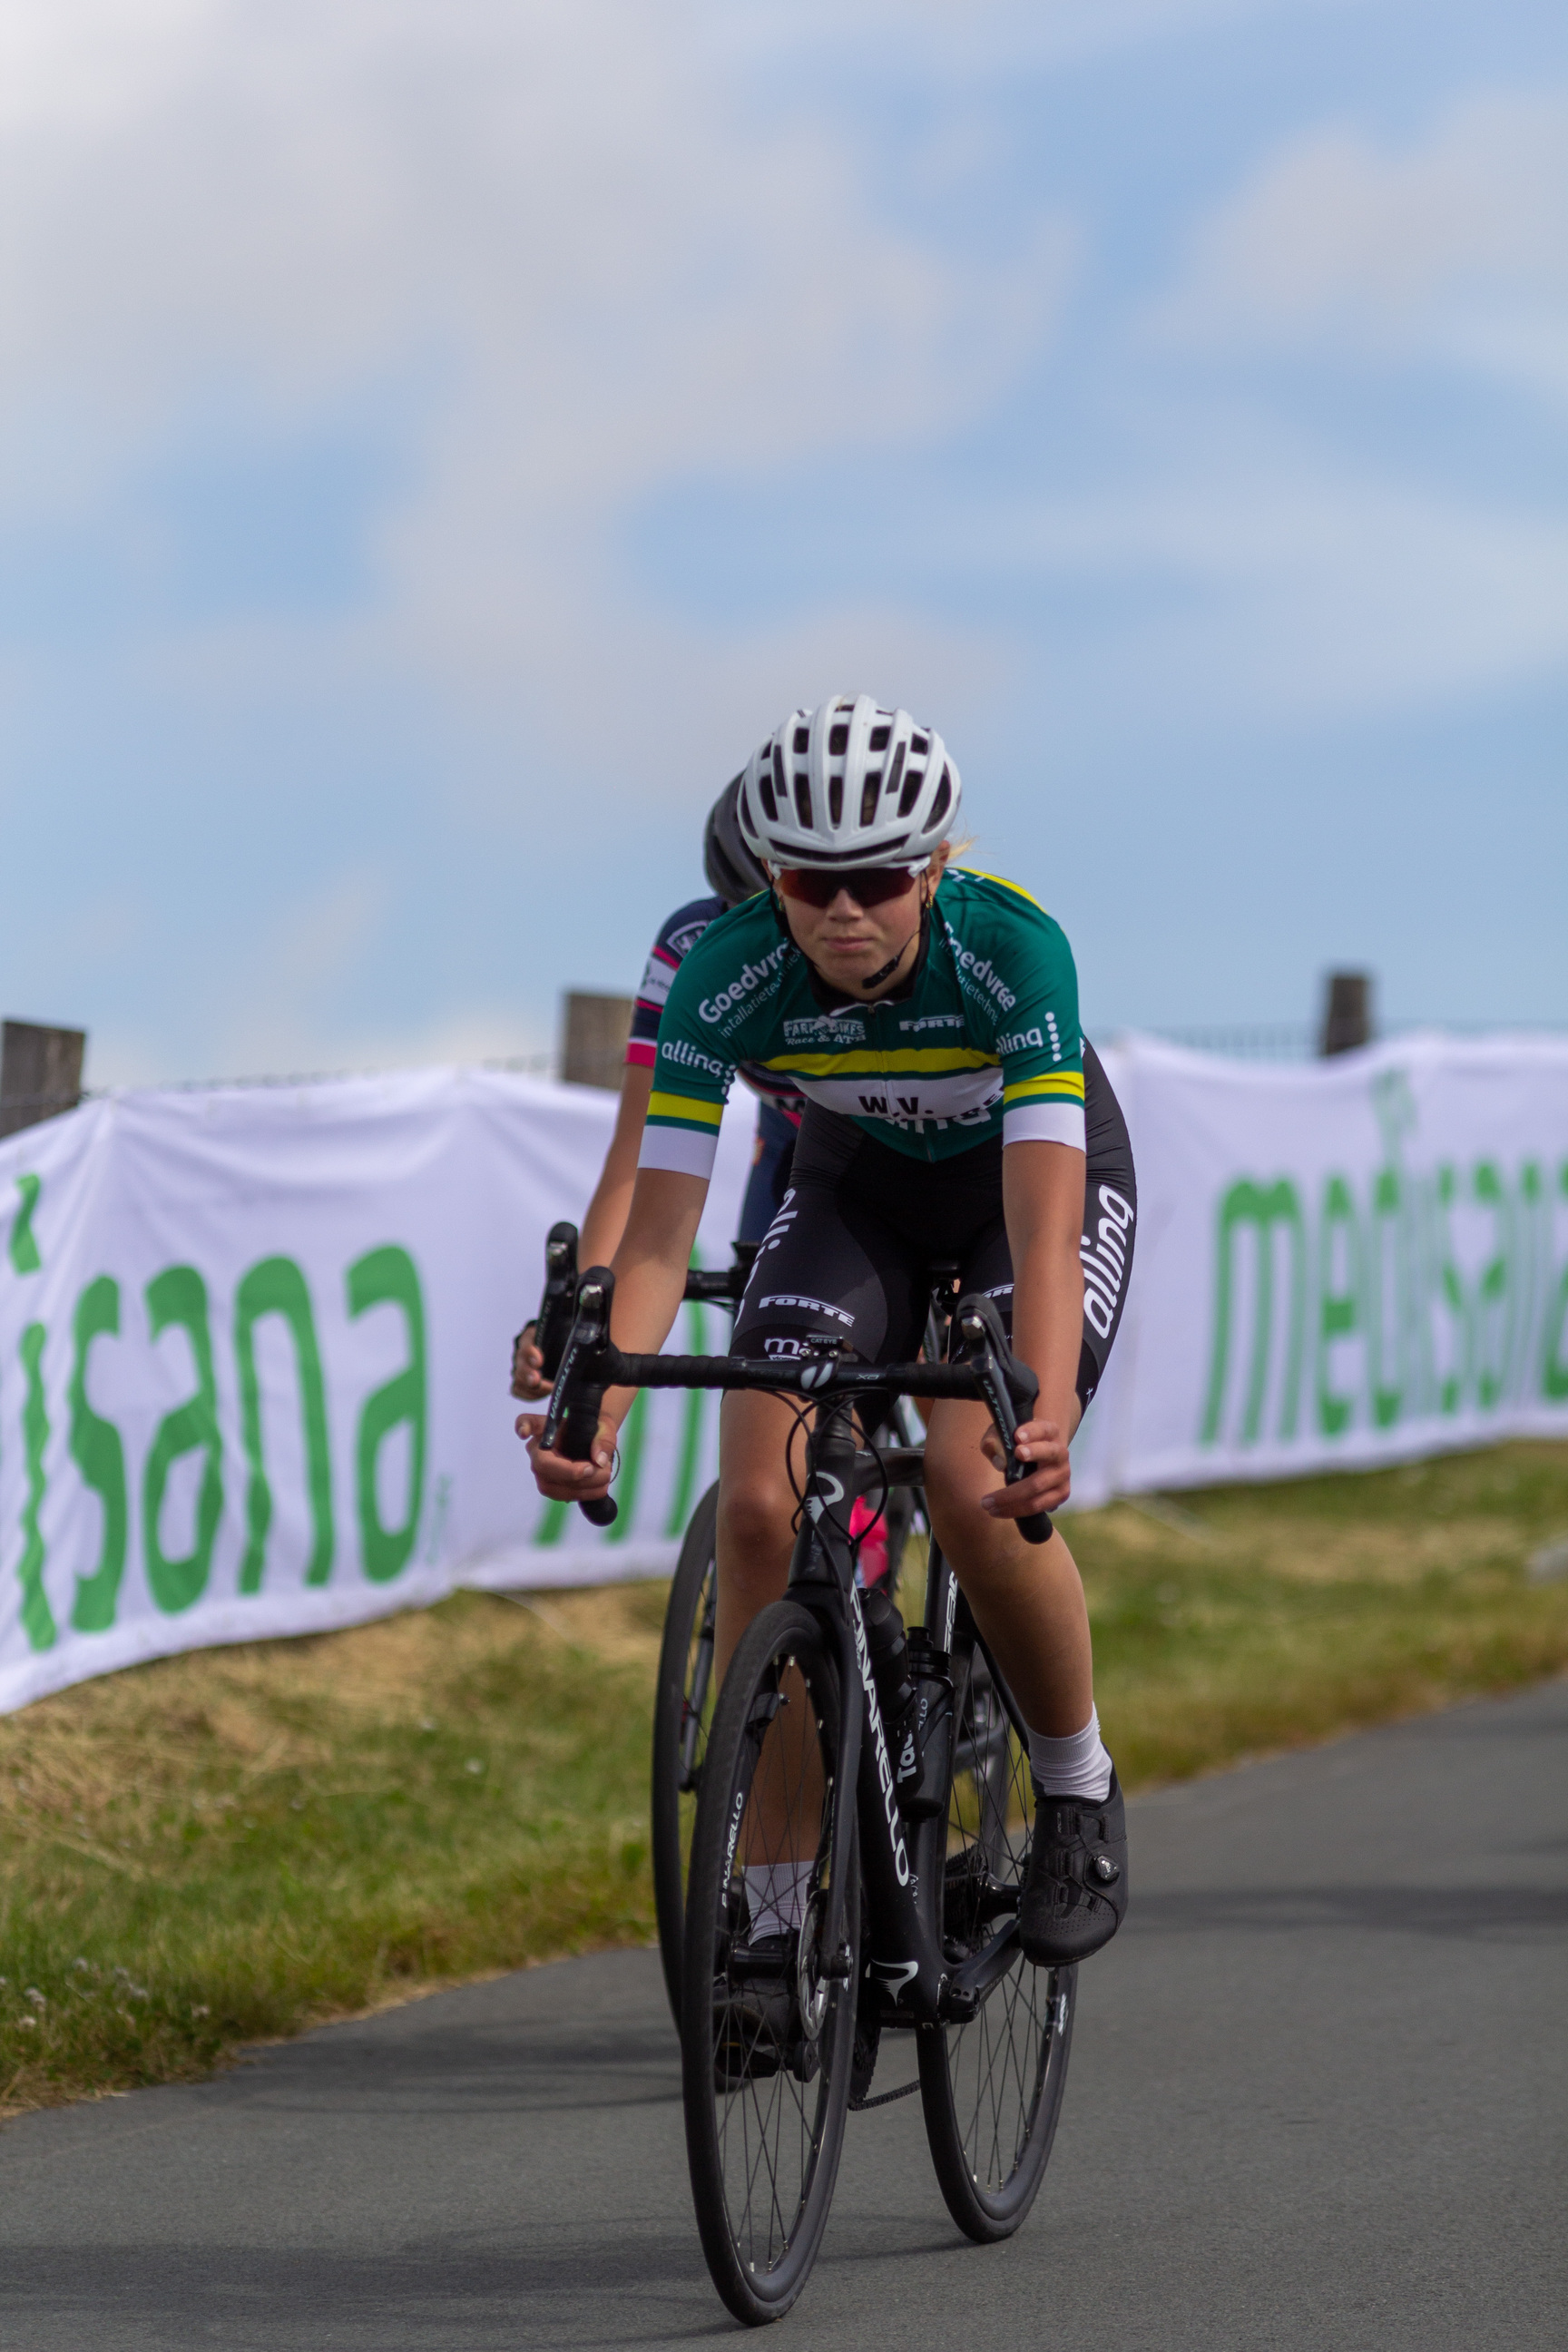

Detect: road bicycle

[530,1225,940,2029]
[540,1267,1076,2326]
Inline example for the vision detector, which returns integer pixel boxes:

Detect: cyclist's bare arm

[581,1062,655,1265]
[980,1138,1086,1520]
[517,1167,706,1497]
[510,1062,655,1398]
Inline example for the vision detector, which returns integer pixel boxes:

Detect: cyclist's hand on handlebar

[515,1411,618,1501]
[510,1323,552,1402]
[979,1416,1072,1520]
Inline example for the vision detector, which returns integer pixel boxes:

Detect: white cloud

[729,0,1359,77]
[1102,475,1568,719]
[0,0,1073,776]
[1150,90,1568,399]
[0,0,211,137]
[935,409,1568,725]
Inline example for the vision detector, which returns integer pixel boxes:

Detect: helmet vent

[911,733,929,758]
[828,723,848,756]
[793,773,814,829]
[869,725,890,751]
[929,766,952,828]
[828,772,843,826]
[859,771,881,826]
[793,727,810,755]
[885,740,906,801]
[898,767,925,818]
[758,771,776,822]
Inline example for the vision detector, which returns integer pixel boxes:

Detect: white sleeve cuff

[1002,1102,1086,1152]
[638,1125,720,1180]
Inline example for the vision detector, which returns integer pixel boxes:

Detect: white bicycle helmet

[737,694,961,869]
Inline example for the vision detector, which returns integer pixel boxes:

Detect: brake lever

[541,1264,619,1527]
[526,1221,581,1386]
[956,1293,1053,1545]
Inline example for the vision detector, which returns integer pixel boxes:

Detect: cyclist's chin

[813,941,887,985]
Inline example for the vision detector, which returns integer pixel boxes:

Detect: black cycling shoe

[1018,1769,1128,1966]
[712,1933,819,2089]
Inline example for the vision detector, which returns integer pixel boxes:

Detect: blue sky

[0,0,1563,1085]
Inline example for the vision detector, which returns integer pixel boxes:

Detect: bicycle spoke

[921,1654,1073,2238]
[683,1602,855,2319]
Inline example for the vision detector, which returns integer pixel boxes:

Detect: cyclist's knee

[717,1474,794,1563]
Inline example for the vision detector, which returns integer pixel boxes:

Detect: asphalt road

[3,1680,1564,2350]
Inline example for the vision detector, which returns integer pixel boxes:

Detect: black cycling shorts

[730,1041,1136,1411]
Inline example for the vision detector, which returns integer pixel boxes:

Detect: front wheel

[681,1599,857,2327]
[917,1644,1076,2241]
[651,1483,720,2027]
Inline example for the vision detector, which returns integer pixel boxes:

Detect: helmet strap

[855,874,935,992]
[858,927,919,993]
[852,898,932,996]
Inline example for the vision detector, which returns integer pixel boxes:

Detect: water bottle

[859,1587,923,1813]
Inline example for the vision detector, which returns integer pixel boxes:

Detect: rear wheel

[918,1641,1075,2241]
[681,1599,857,2327]
[651,1483,719,2027]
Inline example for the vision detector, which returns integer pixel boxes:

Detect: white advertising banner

[0,1070,752,1716]
[2,1034,1565,1713]
[1070,1033,1568,1508]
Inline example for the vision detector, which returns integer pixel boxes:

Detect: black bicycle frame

[780,1413,1019,2029]
[538,1261,1051,2022]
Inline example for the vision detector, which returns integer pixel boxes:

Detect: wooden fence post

[0,1021,87,1138]
[1319,972,1373,1057]
[560,992,633,1091]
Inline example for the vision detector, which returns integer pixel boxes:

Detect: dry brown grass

[2,1439,1565,2118]
[0,1587,662,2118]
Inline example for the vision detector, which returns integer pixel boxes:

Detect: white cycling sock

[743,1861,815,1938]
[1027,1709,1112,1802]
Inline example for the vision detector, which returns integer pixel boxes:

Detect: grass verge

[4,1439,1566,2117]
[1072,1440,1568,1784]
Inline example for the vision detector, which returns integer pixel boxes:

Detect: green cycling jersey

[639,867,1085,1176]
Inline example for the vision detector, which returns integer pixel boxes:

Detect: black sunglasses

[775,866,921,910]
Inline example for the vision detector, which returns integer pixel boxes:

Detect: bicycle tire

[651,1481,720,2027]
[681,1598,858,2326]
[917,1647,1075,2241]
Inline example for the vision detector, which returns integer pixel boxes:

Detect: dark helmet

[703,775,770,906]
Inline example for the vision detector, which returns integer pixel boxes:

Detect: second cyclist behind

[511,781,800,1388]
[521,694,1138,1968]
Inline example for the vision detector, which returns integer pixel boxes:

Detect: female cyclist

[520,694,1137,1968]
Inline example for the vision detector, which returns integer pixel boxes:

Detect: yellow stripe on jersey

[647,1090,724,1128]
[761,1048,995,1078]
[954,867,1044,911]
[1003,1070,1085,1103]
